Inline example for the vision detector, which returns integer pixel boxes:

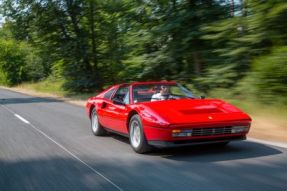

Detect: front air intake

[191,126,232,137]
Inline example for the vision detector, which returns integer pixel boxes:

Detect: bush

[0,39,44,85]
[0,40,27,85]
[235,46,287,104]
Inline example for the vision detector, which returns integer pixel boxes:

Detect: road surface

[0,88,286,191]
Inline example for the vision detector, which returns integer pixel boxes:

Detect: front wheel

[129,115,151,153]
[91,108,106,136]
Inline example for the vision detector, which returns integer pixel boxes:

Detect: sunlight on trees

[0,0,286,103]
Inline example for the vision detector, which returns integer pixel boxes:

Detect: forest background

[0,1,287,134]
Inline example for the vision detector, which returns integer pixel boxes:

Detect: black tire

[129,114,151,153]
[90,108,106,136]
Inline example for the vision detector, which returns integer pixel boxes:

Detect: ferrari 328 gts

[86,81,251,153]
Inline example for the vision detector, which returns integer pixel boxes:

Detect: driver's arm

[151,93,159,101]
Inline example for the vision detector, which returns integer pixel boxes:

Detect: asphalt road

[0,88,287,191]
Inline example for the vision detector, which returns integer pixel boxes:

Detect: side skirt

[104,127,129,138]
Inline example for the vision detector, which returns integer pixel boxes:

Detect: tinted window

[103,88,115,100]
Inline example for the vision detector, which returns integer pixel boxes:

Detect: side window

[112,86,130,104]
[103,88,115,100]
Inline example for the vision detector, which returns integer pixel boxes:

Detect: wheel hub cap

[131,121,141,148]
[92,113,98,132]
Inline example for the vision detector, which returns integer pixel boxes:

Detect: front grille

[191,126,232,137]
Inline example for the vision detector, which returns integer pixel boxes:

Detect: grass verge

[16,80,96,101]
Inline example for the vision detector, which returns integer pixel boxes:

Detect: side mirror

[200,95,205,99]
[112,98,125,105]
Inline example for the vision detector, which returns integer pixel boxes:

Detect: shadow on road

[109,133,130,144]
[0,158,117,191]
[1,153,286,191]
[0,97,63,105]
[147,141,283,162]
[107,133,282,162]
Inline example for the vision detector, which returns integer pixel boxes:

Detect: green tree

[0,39,27,85]
[122,0,229,83]
[0,22,44,85]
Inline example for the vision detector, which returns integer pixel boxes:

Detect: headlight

[172,129,193,137]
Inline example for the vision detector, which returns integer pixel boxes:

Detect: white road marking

[1,104,124,191]
[248,138,287,149]
[14,114,30,124]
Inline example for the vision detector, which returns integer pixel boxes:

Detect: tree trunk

[89,0,97,68]
[192,51,202,76]
[230,0,235,17]
[65,0,92,71]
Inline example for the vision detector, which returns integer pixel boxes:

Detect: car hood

[138,99,251,125]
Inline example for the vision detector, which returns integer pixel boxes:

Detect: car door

[100,85,130,134]
[96,87,116,128]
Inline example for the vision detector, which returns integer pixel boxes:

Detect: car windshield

[132,83,196,103]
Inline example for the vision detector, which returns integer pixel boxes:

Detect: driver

[151,85,176,101]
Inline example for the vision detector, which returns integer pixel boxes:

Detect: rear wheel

[129,114,151,153]
[91,108,106,136]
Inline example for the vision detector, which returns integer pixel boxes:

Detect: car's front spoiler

[148,135,246,148]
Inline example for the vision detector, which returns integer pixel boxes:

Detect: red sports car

[86,81,251,153]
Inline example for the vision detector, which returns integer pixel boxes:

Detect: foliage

[122,0,229,81]
[234,46,287,103]
[0,39,28,85]
[0,0,286,105]
[201,0,287,103]
[0,21,44,85]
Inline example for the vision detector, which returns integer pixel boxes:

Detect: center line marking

[14,114,30,124]
[1,104,124,191]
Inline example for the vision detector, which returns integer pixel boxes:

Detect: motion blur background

[0,0,286,108]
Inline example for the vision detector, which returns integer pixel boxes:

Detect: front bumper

[143,121,250,147]
[148,135,246,148]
